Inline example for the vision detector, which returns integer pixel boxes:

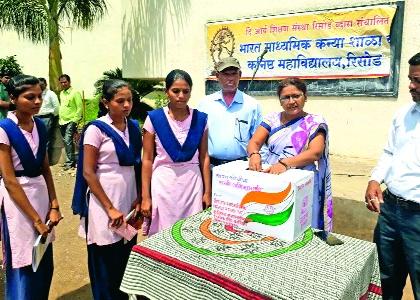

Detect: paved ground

[0,154,414,299]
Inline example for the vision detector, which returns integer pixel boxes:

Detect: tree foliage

[94,67,160,121]
[0,0,107,93]
[0,55,23,76]
[0,0,107,43]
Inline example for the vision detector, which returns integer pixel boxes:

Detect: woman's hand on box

[248,154,262,171]
[262,163,287,175]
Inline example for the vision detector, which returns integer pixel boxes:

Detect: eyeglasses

[279,93,303,102]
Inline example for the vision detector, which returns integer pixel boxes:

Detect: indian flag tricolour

[240,183,294,226]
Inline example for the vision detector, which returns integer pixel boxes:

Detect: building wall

[0,1,122,98]
[122,0,419,159]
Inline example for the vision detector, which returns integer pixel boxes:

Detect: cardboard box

[212,160,314,242]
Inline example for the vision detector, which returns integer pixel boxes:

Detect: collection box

[212,160,314,242]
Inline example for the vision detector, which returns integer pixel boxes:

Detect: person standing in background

[58,74,82,170]
[0,72,11,120]
[36,77,59,160]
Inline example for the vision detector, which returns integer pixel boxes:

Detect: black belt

[15,169,42,178]
[37,113,54,118]
[384,189,420,211]
[210,156,247,167]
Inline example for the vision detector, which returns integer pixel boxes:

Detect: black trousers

[374,190,420,300]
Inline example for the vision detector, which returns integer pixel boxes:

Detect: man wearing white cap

[198,56,263,166]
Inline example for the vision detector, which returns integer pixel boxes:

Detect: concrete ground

[0,154,415,299]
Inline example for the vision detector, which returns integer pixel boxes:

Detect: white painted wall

[122,0,419,159]
[0,1,122,98]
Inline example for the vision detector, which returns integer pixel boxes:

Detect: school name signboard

[206,5,397,79]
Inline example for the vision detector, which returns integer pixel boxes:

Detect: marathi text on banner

[206,5,397,79]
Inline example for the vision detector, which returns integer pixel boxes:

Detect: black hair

[277,77,307,98]
[102,79,131,102]
[165,69,193,90]
[38,77,47,84]
[6,75,40,99]
[58,74,71,82]
[408,53,420,66]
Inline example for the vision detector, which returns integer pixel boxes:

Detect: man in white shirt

[37,77,59,159]
[365,52,420,300]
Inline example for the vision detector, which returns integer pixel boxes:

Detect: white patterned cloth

[121,210,381,300]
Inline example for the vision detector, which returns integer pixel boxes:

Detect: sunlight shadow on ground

[333,197,377,241]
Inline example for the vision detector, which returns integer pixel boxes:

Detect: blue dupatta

[0,117,47,177]
[72,119,142,217]
[148,108,207,162]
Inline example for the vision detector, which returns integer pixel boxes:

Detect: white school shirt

[370,103,420,203]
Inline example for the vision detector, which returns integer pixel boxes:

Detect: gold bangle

[248,152,261,158]
[34,219,42,226]
[50,206,60,211]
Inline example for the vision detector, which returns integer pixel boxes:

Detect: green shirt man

[0,75,11,120]
[58,86,83,125]
[58,74,82,169]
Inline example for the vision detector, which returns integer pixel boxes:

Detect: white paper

[32,220,52,272]
[125,209,135,221]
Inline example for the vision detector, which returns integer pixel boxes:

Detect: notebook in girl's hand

[110,223,138,241]
[32,220,53,272]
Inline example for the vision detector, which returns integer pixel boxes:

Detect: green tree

[94,67,159,101]
[0,0,107,93]
[0,55,23,76]
[94,67,159,122]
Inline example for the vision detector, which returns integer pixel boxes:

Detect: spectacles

[279,93,303,102]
